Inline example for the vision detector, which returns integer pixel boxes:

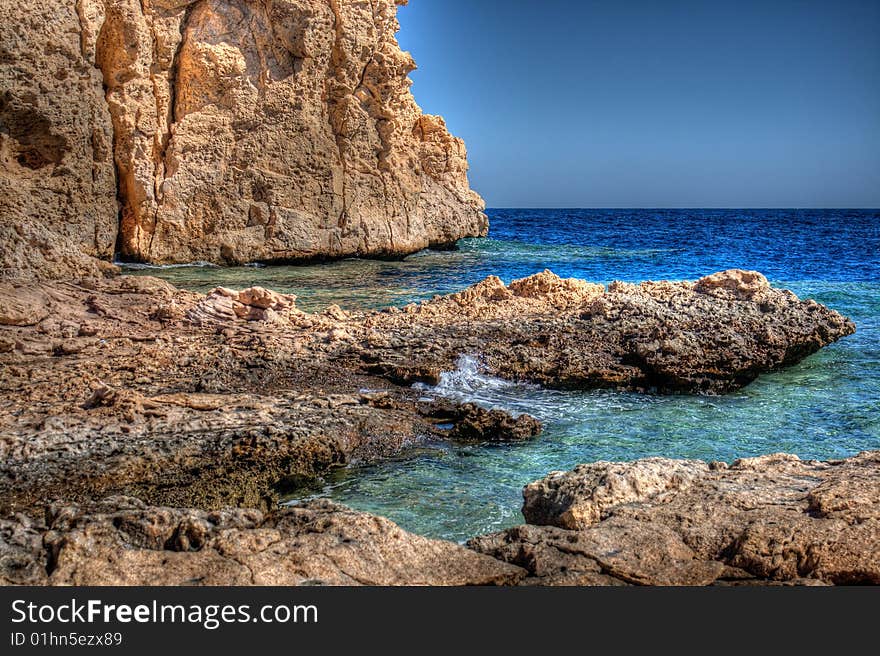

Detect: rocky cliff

[0,0,487,279]
[0,2,118,279]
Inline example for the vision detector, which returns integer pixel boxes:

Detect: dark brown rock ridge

[469,452,880,585]
[0,497,524,586]
[0,0,487,279]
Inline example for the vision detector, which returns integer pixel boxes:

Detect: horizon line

[484,207,880,211]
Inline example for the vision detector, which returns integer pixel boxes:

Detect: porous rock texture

[0,0,486,279]
[0,269,853,516]
[469,452,880,586]
[0,269,866,585]
[0,2,118,280]
[358,268,856,393]
[0,498,524,586]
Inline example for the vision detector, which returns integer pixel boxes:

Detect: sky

[396,0,880,208]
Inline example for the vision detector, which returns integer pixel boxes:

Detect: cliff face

[0,2,118,279]
[0,0,487,277]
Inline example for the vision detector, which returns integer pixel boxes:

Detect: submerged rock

[1,498,524,586]
[469,451,880,586]
[449,403,543,442]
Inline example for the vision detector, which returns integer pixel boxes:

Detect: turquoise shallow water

[127,209,880,541]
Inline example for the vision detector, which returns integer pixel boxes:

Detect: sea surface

[126,209,880,542]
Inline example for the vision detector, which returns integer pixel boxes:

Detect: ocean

[126,209,880,541]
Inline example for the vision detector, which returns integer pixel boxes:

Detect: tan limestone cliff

[0,0,487,278]
[0,2,118,280]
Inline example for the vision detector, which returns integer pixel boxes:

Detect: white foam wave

[414,355,566,420]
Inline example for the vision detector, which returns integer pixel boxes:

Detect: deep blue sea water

[128,209,880,541]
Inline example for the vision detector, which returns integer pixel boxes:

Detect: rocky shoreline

[1,268,874,586]
[3,451,877,586]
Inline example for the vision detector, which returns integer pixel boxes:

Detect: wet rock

[450,404,542,442]
[0,271,857,517]
[360,269,855,394]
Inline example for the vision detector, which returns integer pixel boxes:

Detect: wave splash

[414,355,576,421]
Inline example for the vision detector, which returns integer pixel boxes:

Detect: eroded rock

[0,271,855,515]
[1,0,486,279]
[0,2,118,281]
[2,498,524,586]
[470,452,880,586]
[357,268,855,394]
[449,404,542,442]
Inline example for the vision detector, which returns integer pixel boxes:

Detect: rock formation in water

[470,452,880,585]
[0,1,487,279]
[0,269,853,514]
[2,452,877,586]
[358,268,856,393]
[0,267,868,585]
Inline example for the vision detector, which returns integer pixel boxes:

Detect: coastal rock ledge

[0,0,486,280]
[0,269,855,514]
[470,452,880,586]
[2,452,876,586]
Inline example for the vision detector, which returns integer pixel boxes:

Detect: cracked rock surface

[469,452,880,586]
[1,497,524,586]
[0,269,853,515]
[1,0,486,280]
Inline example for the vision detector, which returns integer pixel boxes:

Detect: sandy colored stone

[0,270,854,516]
[522,458,709,530]
[1,0,485,279]
[2,498,524,586]
[470,452,880,585]
[96,0,486,265]
[694,269,771,300]
[0,1,118,281]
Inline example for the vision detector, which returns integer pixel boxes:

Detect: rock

[470,452,880,585]
[450,404,543,442]
[188,286,300,325]
[694,269,771,300]
[0,513,48,585]
[1,498,524,586]
[0,271,856,522]
[523,458,708,529]
[0,1,118,281]
[363,268,855,393]
[1,0,485,279]
[237,287,296,311]
[509,269,605,307]
[0,286,52,326]
[97,0,486,267]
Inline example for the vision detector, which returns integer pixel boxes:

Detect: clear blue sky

[397,0,880,208]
